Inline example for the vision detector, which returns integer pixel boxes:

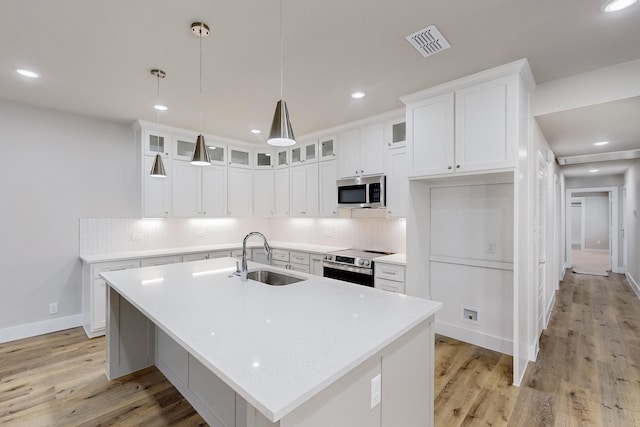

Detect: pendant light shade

[191,134,211,166]
[267,100,295,146]
[150,153,167,177]
[267,0,296,147]
[149,69,167,178]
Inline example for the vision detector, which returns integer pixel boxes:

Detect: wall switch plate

[49,303,58,314]
[370,374,381,409]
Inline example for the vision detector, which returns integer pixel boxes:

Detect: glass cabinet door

[254,150,274,169]
[144,130,171,157]
[229,147,251,168]
[206,145,225,164]
[387,118,406,149]
[276,149,289,169]
[319,135,337,161]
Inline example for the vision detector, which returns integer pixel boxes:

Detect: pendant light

[267,0,296,147]
[190,22,212,166]
[149,69,167,178]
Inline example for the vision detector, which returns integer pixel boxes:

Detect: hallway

[434,270,640,426]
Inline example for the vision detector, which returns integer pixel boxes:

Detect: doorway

[565,187,618,275]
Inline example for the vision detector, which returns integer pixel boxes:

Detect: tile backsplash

[80,217,406,255]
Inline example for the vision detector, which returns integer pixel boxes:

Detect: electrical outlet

[49,303,58,314]
[463,308,478,322]
[486,241,496,254]
[370,374,381,409]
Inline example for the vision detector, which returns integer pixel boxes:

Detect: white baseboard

[435,320,512,356]
[626,273,640,300]
[545,293,556,328]
[0,314,82,344]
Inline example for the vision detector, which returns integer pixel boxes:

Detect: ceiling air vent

[406,25,450,57]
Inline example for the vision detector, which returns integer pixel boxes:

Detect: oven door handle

[322,260,373,276]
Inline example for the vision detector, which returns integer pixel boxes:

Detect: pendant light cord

[199,28,203,133]
[279,0,284,100]
[156,74,161,135]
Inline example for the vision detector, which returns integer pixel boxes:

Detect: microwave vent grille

[406,25,451,58]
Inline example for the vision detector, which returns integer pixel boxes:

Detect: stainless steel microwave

[337,175,386,208]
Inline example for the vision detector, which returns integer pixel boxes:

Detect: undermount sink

[247,269,306,286]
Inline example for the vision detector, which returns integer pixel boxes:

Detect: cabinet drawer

[231,249,247,259]
[272,260,289,270]
[289,251,310,266]
[140,255,183,267]
[210,250,232,258]
[375,277,405,294]
[93,260,141,278]
[271,249,290,262]
[375,263,405,282]
[289,264,310,274]
[182,253,209,262]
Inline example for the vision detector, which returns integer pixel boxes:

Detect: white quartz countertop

[374,253,406,266]
[101,257,440,422]
[79,241,348,263]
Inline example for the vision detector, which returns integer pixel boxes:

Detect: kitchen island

[101,257,441,427]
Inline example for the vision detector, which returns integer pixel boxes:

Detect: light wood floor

[1,271,639,426]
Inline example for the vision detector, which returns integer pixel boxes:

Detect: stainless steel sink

[247,269,306,286]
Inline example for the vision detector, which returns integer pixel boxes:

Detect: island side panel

[106,286,156,380]
[381,317,434,427]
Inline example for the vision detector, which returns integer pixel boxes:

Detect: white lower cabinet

[270,249,322,274]
[374,262,406,294]
[310,254,324,276]
[183,252,210,262]
[140,255,183,267]
[289,251,310,273]
[82,259,141,338]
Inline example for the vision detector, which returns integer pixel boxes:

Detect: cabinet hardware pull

[456,165,460,168]
[382,270,397,275]
[448,166,452,170]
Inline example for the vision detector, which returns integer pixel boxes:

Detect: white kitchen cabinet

[227,167,252,216]
[173,134,226,165]
[338,122,384,179]
[228,147,252,169]
[319,135,338,161]
[142,155,172,218]
[252,248,270,264]
[385,147,408,218]
[140,255,183,267]
[290,139,318,166]
[253,169,275,216]
[172,161,226,217]
[209,250,232,259]
[319,159,338,217]
[275,148,290,169]
[82,259,141,338]
[182,252,210,262]
[271,249,289,263]
[374,262,405,294]
[290,163,319,216]
[144,129,171,158]
[310,254,324,276]
[270,249,312,273]
[254,149,274,169]
[385,117,406,149]
[404,75,518,178]
[275,167,290,216]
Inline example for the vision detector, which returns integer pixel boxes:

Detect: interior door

[536,152,546,339]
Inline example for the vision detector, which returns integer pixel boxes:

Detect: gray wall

[624,159,640,289]
[0,99,134,330]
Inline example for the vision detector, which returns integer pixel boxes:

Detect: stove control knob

[363,260,370,267]
[358,259,365,266]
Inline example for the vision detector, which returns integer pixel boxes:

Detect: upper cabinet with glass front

[173,134,226,165]
[144,129,171,158]
[275,148,290,169]
[319,135,338,161]
[254,149,274,169]
[228,146,252,169]
[290,139,318,166]
[386,118,406,149]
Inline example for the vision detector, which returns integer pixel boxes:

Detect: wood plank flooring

[1,271,639,426]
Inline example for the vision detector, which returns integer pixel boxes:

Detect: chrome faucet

[240,232,271,282]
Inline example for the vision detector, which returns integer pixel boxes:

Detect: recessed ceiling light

[351,92,365,99]
[154,104,168,111]
[602,0,637,12]
[593,141,609,146]
[251,129,261,134]
[16,68,39,78]
[590,169,600,173]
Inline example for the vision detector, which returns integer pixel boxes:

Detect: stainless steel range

[322,249,393,287]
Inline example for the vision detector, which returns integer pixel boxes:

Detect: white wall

[0,99,135,331]
[578,192,609,251]
[624,159,640,296]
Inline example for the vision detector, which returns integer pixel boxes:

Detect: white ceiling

[1,0,640,175]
